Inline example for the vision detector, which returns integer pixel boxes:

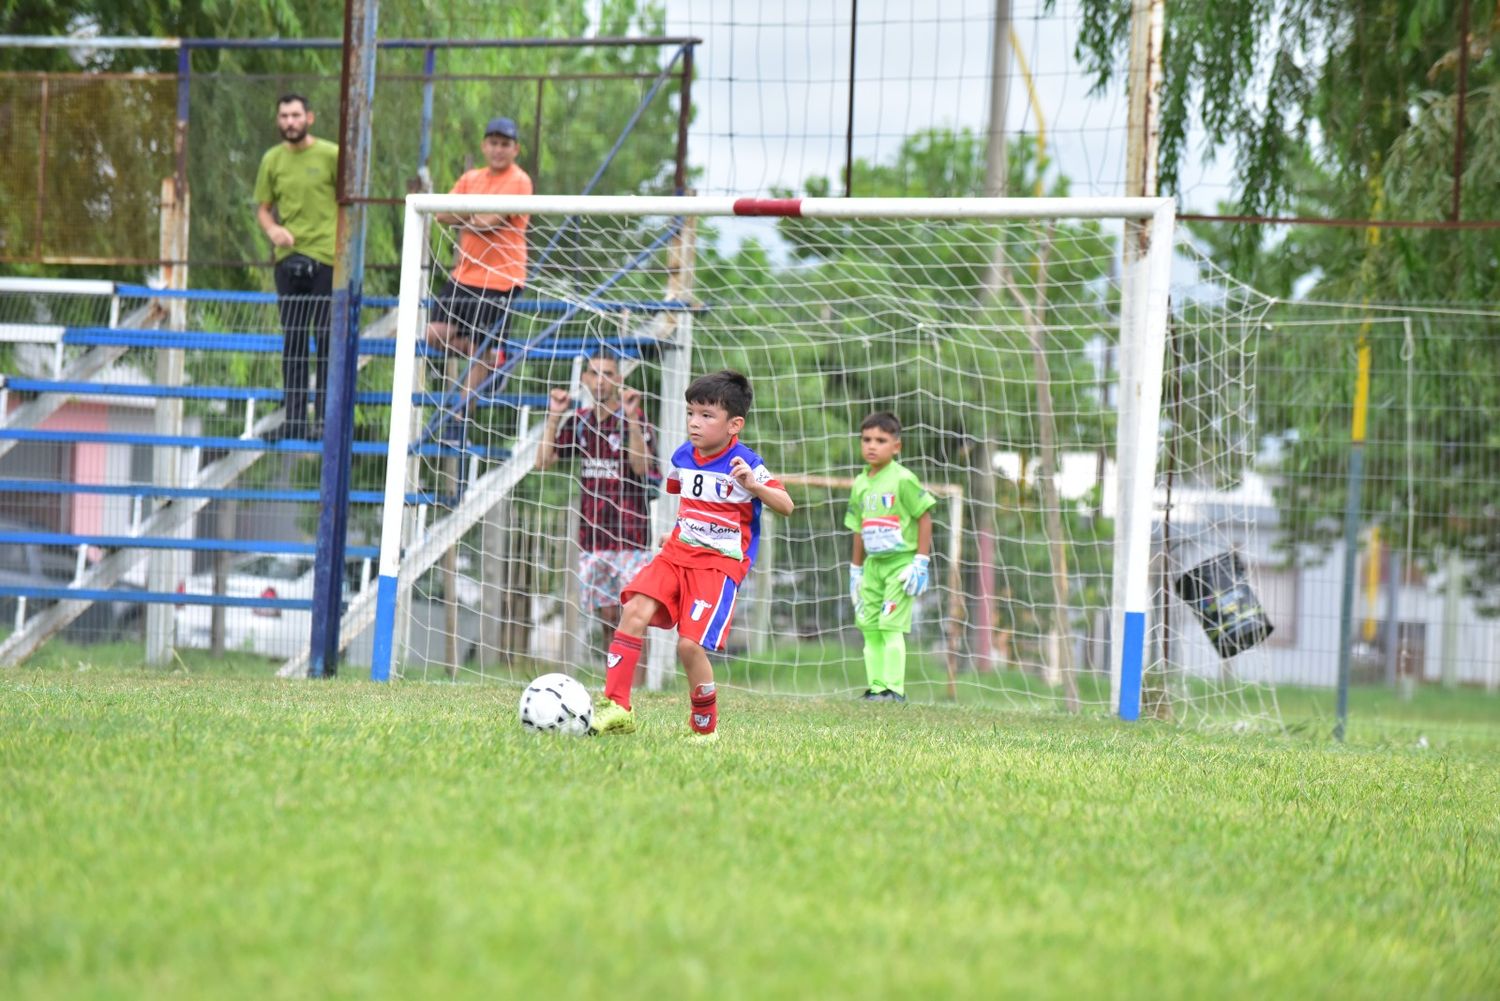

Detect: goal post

[1112,206,1176,720]
[372,194,1177,719]
[371,199,435,682]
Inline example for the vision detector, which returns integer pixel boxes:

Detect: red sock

[690,683,718,734]
[604,632,644,710]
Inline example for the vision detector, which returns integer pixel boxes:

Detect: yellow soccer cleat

[589,699,638,736]
[684,728,719,744]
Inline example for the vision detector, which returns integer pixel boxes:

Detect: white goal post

[373,194,1175,719]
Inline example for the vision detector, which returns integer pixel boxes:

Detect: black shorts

[432,281,519,351]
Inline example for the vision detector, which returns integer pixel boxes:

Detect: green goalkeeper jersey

[844,460,936,560]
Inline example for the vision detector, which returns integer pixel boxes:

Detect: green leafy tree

[1074,0,1495,258]
[1075,1,1500,603]
[1,0,683,287]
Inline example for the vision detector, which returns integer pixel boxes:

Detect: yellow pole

[1008,25,1047,194]
[1336,175,1383,739]
[1363,525,1380,642]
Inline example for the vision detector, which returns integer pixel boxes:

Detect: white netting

[386,202,1279,726]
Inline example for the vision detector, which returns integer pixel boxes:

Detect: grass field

[3,665,1498,1000]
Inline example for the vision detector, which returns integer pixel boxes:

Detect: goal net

[370,194,1279,726]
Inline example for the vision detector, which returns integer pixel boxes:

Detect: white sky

[656,0,1238,210]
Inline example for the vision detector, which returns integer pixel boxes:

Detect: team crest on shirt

[714,478,735,500]
[607,432,621,452]
[879,493,895,509]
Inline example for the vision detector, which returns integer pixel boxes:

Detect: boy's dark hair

[685,370,753,419]
[277,93,310,112]
[861,411,902,437]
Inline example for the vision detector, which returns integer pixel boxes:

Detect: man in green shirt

[254,93,339,441]
[845,412,936,702]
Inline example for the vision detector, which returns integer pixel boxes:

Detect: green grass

[16,637,287,678]
[2,668,1498,1000]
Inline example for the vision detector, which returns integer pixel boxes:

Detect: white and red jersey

[660,436,781,584]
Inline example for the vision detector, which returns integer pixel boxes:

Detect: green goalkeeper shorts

[856,555,916,633]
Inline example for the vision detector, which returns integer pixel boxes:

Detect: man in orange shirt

[426,116,533,443]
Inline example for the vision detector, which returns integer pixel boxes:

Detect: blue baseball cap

[484,116,519,140]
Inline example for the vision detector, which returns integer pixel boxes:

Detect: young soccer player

[846,412,936,702]
[590,370,794,740]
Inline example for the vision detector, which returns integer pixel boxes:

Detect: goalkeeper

[845,412,936,702]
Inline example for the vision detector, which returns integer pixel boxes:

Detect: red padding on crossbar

[732,198,803,217]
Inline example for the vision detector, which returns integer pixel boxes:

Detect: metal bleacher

[0,271,699,675]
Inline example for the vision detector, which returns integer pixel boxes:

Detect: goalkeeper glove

[849,564,864,616]
[898,554,931,597]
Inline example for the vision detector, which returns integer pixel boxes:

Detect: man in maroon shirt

[536,354,658,665]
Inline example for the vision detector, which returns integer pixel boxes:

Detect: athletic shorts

[621,556,740,651]
[856,555,917,633]
[578,548,654,611]
[432,281,518,355]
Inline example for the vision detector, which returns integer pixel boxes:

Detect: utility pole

[970,0,1014,674]
[979,0,1013,295]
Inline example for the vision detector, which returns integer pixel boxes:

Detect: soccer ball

[518,673,594,736]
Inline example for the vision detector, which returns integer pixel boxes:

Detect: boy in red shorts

[590,370,795,740]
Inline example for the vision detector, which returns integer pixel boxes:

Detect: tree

[1073,0,1496,259]
[1,0,684,287]
[1074,1,1500,605]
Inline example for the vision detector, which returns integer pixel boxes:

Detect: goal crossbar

[403,193,1174,222]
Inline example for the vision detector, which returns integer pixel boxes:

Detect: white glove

[898,554,931,597]
[849,564,864,616]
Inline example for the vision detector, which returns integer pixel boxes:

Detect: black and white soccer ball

[518,673,594,736]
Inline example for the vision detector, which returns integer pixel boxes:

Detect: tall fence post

[310,0,380,678]
[145,176,189,665]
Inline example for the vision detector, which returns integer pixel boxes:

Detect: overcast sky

[655,0,1237,210]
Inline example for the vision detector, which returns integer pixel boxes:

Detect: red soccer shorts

[621,556,740,651]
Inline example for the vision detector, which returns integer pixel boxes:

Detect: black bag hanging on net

[1173,552,1274,658]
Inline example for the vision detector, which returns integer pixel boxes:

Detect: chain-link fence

[0,37,694,291]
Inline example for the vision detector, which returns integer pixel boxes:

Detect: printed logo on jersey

[581,457,620,480]
[606,433,621,452]
[861,515,905,554]
[714,478,735,500]
[677,513,744,558]
[880,493,895,509]
[690,598,714,622]
[883,600,899,617]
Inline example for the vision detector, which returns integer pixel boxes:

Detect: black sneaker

[861,689,880,701]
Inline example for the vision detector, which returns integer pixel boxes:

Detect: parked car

[0,516,145,645]
[174,553,370,659]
